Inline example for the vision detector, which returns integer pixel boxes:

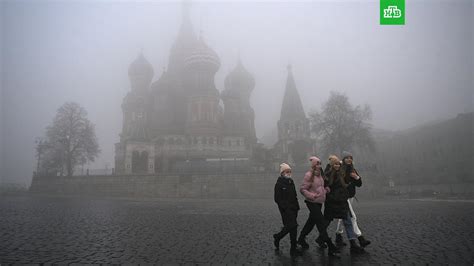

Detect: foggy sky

[1,0,472,185]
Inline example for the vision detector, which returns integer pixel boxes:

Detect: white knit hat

[279,163,291,174]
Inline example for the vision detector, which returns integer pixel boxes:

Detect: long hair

[341,163,351,179]
[341,161,359,183]
[328,166,348,188]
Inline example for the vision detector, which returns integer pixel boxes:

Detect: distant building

[115,4,256,174]
[273,65,313,167]
[375,112,473,185]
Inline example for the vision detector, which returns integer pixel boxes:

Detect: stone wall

[29,171,389,199]
[29,172,298,199]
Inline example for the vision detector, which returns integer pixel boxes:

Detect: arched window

[192,102,199,121]
[203,103,210,121]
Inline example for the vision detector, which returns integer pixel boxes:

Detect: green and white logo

[380,0,405,25]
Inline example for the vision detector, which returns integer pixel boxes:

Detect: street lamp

[35,138,45,175]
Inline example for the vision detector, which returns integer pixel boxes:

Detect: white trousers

[336,197,362,237]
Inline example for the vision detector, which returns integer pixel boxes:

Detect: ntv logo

[384,6,402,18]
[380,0,405,25]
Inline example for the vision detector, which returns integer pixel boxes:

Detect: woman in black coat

[334,151,371,248]
[273,163,302,257]
[324,156,365,253]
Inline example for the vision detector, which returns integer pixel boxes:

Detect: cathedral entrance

[132,151,149,173]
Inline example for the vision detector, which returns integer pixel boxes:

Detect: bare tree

[38,102,100,176]
[309,91,375,156]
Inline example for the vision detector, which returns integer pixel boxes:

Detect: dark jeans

[299,201,330,241]
[275,207,298,248]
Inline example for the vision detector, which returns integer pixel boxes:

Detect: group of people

[273,151,371,257]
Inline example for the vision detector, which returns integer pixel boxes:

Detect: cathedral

[115,4,313,174]
[114,5,257,174]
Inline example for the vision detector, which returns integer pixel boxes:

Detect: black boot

[289,226,302,257]
[297,235,310,250]
[335,233,347,246]
[358,235,371,247]
[349,239,365,254]
[315,235,328,249]
[273,233,280,250]
[325,238,341,258]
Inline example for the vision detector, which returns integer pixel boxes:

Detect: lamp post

[65,135,70,176]
[35,138,45,175]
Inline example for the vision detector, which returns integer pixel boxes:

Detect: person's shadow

[273,249,299,265]
[274,246,372,265]
[273,247,337,265]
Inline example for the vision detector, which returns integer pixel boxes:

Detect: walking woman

[324,155,365,254]
[273,163,303,257]
[297,156,340,256]
[334,151,371,248]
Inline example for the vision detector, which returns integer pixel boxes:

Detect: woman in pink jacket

[297,156,339,257]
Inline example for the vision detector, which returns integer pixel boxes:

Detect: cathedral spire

[275,65,311,164]
[168,0,198,72]
[280,65,306,121]
[182,0,191,22]
[178,0,195,40]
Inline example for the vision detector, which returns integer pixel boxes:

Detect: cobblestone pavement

[1,195,473,265]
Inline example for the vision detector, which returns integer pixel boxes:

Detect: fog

[1,0,472,186]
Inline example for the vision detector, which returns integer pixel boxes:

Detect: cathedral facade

[114,6,256,174]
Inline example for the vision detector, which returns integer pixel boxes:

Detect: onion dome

[183,35,220,73]
[128,53,154,81]
[224,58,255,92]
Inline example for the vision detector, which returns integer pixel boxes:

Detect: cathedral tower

[183,34,222,136]
[122,52,154,141]
[275,65,312,165]
[221,58,257,148]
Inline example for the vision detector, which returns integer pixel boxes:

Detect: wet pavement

[1,195,473,265]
